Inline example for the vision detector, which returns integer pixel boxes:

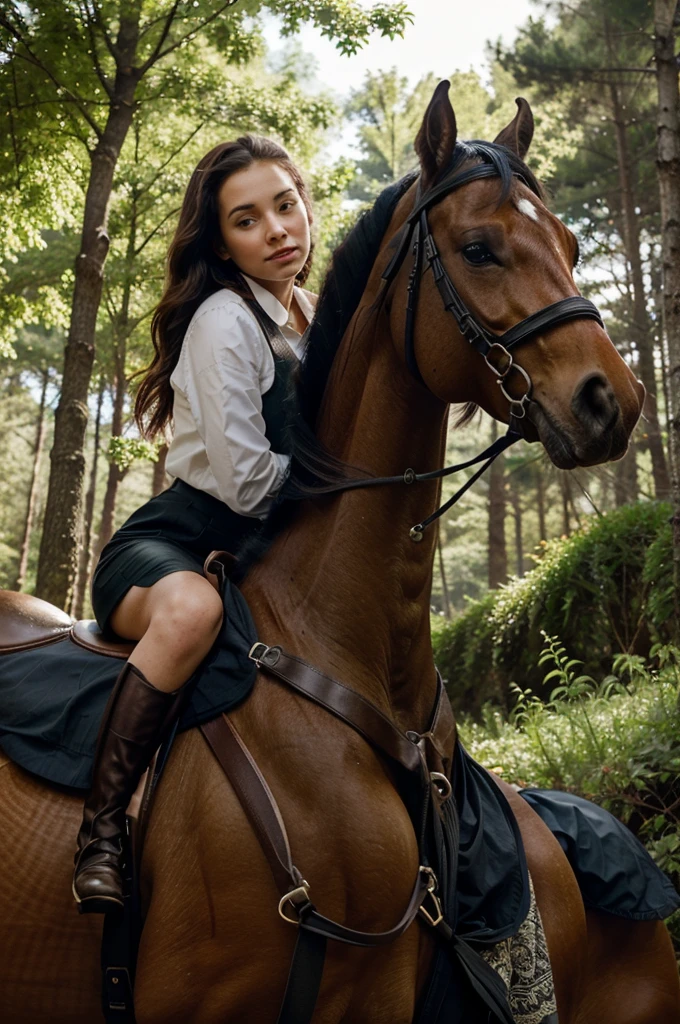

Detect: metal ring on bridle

[497,362,532,419]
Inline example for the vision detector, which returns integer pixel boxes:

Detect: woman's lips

[267,246,298,263]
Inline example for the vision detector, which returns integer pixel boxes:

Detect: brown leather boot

[72,662,188,914]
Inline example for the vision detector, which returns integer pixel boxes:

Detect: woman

[73,135,315,914]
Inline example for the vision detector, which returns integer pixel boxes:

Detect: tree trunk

[608,70,671,500]
[93,349,128,562]
[654,0,680,631]
[35,27,140,609]
[487,420,508,588]
[14,369,49,592]
[71,376,105,619]
[151,443,169,496]
[509,481,524,577]
[614,441,639,507]
[536,467,547,542]
[436,525,452,619]
[560,475,571,536]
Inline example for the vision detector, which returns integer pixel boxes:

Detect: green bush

[461,635,680,932]
[433,502,674,716]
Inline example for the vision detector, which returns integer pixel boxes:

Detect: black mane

[234,140,541,575]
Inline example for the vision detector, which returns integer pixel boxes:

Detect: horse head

[385,81,644,469]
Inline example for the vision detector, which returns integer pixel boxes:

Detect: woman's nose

[266,215,286,240]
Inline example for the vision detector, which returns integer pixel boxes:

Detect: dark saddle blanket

[0,584,676,931]
[0,579,257,789]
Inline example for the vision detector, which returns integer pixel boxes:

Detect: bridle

[298,160,605,541]
[383,162,602,420]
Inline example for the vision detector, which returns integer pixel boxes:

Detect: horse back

[0,753,102,1023]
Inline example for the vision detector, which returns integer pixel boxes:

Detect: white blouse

[165,275,313,518]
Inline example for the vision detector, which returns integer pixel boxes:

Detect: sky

[262,0,537,157]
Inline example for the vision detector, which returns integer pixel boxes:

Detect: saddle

[0,551,235,662]
[0,590,135,659]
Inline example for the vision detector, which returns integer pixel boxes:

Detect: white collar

[242,274,289,327]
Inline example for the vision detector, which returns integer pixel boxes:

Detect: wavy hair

[134,136,313,438]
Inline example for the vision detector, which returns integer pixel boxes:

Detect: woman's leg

[110,571,224,689]
[73,572,223,913]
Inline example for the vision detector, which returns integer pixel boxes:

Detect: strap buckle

[430,771,452,801]
[458,312,488,350]
[418,866,444,928]
[249,642,281,668]
[278,881,311,925]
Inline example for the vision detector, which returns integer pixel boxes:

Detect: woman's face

[217,160,311,287]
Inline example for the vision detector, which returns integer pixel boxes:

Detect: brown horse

[1,83,679,1024]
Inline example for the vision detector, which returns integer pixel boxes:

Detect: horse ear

[415,80,457,186]
[493,98,534,159]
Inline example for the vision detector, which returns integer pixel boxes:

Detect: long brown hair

[134,136,313,438]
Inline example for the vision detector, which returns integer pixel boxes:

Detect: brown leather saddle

[0,590,135,659]
[0,551,235,661]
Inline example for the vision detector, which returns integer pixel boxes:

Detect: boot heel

[77,895,124,915]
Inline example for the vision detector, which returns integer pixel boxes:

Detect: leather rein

[307,161,604,543]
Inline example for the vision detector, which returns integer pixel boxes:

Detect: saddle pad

[481,874,558,1024]
[455,744,530,945]
[520,787,680,921]
[0,579,257,790]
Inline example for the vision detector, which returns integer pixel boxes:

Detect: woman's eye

[237,217,255,228]
[462,242,497,266]
[280,200,295,212]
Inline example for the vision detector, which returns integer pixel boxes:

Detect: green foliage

[106,436,162,473]
[270,1,413,56]
[433,502,674,715]
[462,634,680,905]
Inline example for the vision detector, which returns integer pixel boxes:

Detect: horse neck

[244,283,448,734]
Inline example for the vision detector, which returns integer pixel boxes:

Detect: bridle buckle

[458,312,487,350]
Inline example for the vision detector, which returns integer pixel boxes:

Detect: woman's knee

[148,574,224,644]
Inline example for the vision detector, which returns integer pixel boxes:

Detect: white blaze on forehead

[517,197,539,222]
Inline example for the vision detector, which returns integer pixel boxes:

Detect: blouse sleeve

[178,300,291,517]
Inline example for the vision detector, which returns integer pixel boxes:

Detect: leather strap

[201,715,300,895]
[249,644,453,776]
[276,928,327,1024]
[200,712,434,947]
[497,295,603,350]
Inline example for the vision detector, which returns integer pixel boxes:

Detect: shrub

[461,635,680,912]
[433,502,673,716]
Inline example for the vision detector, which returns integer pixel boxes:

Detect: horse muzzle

[527,371,641,469]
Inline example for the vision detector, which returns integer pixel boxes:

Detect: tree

[487,418,508,588]
[498,0,671,501]
[346,67,514,202]
[653,0,680,628]
[1,0,412,610]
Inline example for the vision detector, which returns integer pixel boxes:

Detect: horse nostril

[572,373,619,429]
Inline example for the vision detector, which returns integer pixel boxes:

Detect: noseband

[299,161,605,541]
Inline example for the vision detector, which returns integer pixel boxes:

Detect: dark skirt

[92,478,260,635]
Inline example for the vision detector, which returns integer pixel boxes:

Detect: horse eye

[462,242,497,266]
